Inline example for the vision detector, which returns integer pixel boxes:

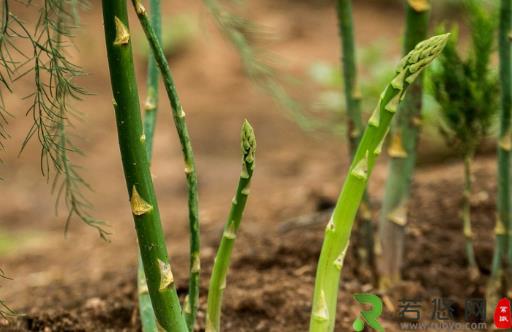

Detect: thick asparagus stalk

[101,1,187,330]
[336,0,375,275]
[309,33,449,332]
[491,0,512,292]
[377,0,430,289]
[205,120,256,332]
[138,0,162,330]
[131,1,200,329]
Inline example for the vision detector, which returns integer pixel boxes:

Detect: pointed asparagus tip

[393,33,450,93]
[241,119,256,163]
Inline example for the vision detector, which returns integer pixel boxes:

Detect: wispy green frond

[202,0,327,131]
[2,0,108,239]
[0,269,15,320]
[429,9,498,154]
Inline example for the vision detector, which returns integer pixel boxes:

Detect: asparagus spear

[101,1,187,330]
[131,1,201,328]
[309,33,449,332]
[206,120,256,332]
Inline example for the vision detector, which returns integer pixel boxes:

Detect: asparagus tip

[241,120,256,163]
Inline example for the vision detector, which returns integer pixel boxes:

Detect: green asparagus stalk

[377,0,430,289]
[132,1,200,329]
[143,0,162,161]
[309,33,449,332]
[205,120,256,332]
[491,0,512,290]
[101,1,187,331]
[336,0,375,275]
[137,0,162,330]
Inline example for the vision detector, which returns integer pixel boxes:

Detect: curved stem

[206,120,256,332]
[131,1,200,329]
[309,34,449,332]
[101,1,187,330]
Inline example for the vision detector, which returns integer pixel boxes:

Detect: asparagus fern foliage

[0,269,15,320]
[429,4,498,279]
[0,0,108,239]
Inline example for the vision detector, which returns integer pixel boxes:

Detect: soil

[0,1,500,331]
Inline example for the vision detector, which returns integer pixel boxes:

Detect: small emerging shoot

[206,120,256,332]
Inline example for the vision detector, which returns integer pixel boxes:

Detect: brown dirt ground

[0,1,500,331]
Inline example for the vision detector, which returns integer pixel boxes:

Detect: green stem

[309,34,449,332]
[143,0,162,161]
[138,0,162,330]
[491,0,512,285]
[336,0,375,276]
[377,1,430,289]
[337,0,363,150]
[137,264,158,332]
[101,1,187,331]
[132,1,200,329]
[206,120,256,332]
[463,153,479,278]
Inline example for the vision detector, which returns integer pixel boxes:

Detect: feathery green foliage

[430,21,497,153]
[309,33,449,332]
[429,2,498,278]
[202,0,327,131]
[0,269,15,320]
[206,120,256,332]
[0,0,108,239]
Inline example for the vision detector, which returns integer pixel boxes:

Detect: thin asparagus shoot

[101,1,187,330]
[205,120,256,332]
[378,0,430,289]
[137,0,162,330]
[336,0,375,277]
[132,1,200,329]
[309,33,449,332]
